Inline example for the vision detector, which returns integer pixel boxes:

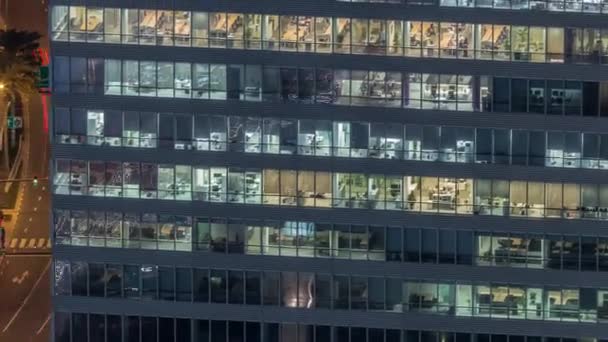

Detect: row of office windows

[53,56,608,117]
[51,6,608,64]
[53,159,608,221]
[54,260,608,323]
[53,210,608,272]
[54,209,608,272]
[54,313,608,342]
[338,0,608,14]
[55,108,608,170]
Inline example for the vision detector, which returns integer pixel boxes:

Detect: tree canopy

[0,29,42,96]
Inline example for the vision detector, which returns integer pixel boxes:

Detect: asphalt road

[0,0,51,341]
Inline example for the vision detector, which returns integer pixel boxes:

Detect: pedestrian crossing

[7,238,51,250]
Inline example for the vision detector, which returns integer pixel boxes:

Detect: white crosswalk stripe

[6,238,51,249]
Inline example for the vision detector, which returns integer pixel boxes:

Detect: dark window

[229,321,244,342]
[334,327,349,342]
[510,79,527,113]
[159,317,175,342]
[455,333,470,342]
[333,275,349,310]
[106,264,122,297]
[211,320,227,342]
[350,276,367,310]
[125,316,140,342]
[456,231,473,265]
[315,326,331,342]
[193,268,209,302]
[492,78,510,112]
[405,228,420,262]
[89,314,105,342]
[176,267,193,302]
[141,317,157,342]
[246,322,261,342]
[511,130,528,165]
[176,318,192,342]
[475,128,492,164]
[562,236,580,271]
[315,274,332,309]
[124,265,140,298]
[351,327,366,342]
[142,265,158,300]
[263,323,279,342]
[71,261,88,296]
[88,263,105,297]
[159,266,176,301]
[386,227,402,262]
[71,313,88,342]
[581,236,598,271]
[438,230,455,264]
[210,270,227,303]
[228,270,244,304]
[369,329,384,342]
[263,272,280,306]
[528,80,545,114]
[245,271,261,305]
[528,131,546,166]
[387,330,401,342]
[493,129,510,165]
[54,312,71,342]
[406,330,420,342]
[421,229,437,263]
[53,56,70,93]
[368,226,385,260]
[368,277,385,310]
[107,315,122,342]
[583,82,599,117]
[195,320,210,342]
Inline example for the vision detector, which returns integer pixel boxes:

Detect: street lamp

[0,83,5,90]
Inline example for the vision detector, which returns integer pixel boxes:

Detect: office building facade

[49,0,608,341]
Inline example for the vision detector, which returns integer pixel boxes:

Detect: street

[0,0,51,341]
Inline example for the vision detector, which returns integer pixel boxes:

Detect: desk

[440,34,455,48]
[175,19,190,35]
[282,28,298,42]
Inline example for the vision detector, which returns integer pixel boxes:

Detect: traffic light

[32,176,38,187]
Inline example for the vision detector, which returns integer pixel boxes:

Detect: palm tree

[0,29,41,170]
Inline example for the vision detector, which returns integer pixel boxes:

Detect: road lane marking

[9,239,18,248]
[36,314,51,335]
[28,239,37,248]
[37,196,41,201]
[37,239,45,248]
[12,270,29,284]
[28,217,32,222]
[33,207,37,212]
[18,239,27,248]
[2,260,51,332]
